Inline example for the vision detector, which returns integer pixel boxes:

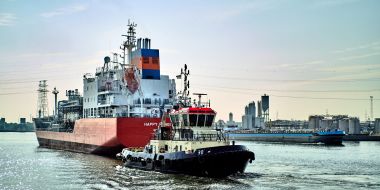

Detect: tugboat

[117,65,255,178]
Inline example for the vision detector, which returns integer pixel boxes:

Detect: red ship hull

[36,117,170,156]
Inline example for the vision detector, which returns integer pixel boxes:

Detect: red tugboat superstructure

[117,65,255,178]
[34,21,175,156]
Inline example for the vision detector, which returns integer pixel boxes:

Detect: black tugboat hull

[121,145,255,178]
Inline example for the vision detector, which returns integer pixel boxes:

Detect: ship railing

[170,133,228,142]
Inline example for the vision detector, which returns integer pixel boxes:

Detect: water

[1,133,379,190]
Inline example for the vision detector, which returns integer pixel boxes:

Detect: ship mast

[121,20,137,67]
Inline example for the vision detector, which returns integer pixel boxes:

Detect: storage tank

[261,95,269,112]
[320,119,329,130]
[338,118,349,133]
[308,115,322,129]
[348,117,360,134]
[319,119,334,130]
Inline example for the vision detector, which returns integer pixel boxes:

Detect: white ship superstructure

[82,22,176,119]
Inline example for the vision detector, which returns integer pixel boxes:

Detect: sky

[0,0,379,123]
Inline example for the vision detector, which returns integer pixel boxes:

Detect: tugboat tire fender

[198,156,205,164]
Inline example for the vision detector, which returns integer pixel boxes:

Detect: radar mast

[121,20,137,66]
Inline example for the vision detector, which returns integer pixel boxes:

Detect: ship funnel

[137,38,142,49]
[140,38,151,49]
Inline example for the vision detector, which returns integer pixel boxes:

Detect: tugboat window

[205,115,214,127]
[189,114,197,126]
[197,114,205,127]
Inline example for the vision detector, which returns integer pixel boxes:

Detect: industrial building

[241,94,268,129]
[308,115,362,134]
[0,117,34,132]
[375,118,380,135]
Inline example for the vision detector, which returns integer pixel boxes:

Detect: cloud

[40,5,87,18]
[208,1,282,21]
[332,41,380,54]
[338,52,380,61]
[276,60,324,71]
[312,0,360,8]
[0,13,16,26]
[319,63,380,73]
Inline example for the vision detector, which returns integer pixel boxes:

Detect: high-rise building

[242,101,256,129]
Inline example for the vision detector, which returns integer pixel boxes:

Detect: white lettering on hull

[143,122,172,127]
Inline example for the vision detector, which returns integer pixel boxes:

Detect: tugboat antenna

[178,64,190,106]
[193,93,207,107]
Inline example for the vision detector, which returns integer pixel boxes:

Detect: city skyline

[1,0,380,122]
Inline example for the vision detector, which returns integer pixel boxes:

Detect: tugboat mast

[178,64,190,106]
[193,93,207,107]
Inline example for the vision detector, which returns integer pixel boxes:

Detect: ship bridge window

[182,114,189,126]
[205,115,215,127]
[197,114,205,127]
[189,114,197,126]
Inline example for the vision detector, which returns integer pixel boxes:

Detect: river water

[0,132,379,190]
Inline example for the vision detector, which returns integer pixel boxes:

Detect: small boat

[117,65,255,178]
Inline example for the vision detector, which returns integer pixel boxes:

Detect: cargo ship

[34,21,176,156]
[117,66,255,177]
[227,130,345,145]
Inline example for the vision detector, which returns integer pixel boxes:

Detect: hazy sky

[1,0,379,123]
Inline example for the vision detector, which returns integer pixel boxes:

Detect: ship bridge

[170,107,216,128]
[167,106,222,142]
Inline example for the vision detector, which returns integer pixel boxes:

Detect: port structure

[262,94,270,123]
[52,87,59,117]
[37,80,49,118]
[370,96,373,121]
